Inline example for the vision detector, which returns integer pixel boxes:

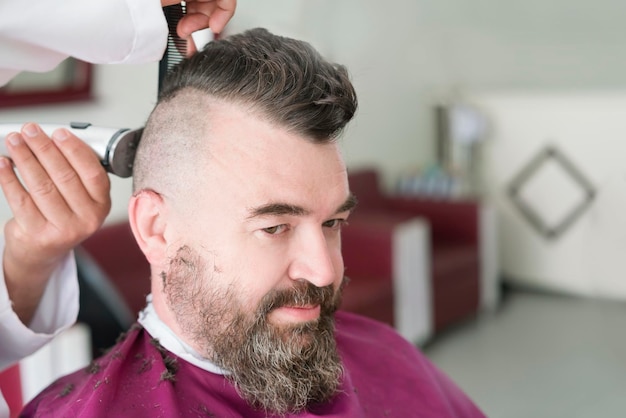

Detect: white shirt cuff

[0,244,78,371]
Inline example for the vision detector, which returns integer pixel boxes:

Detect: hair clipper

[0,4,211,179]
[0,122,141,178]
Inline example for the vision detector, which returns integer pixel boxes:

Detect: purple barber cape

[21,311,485,417]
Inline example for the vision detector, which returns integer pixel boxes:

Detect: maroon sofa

[340,168,495,343]
[80,221,150,318]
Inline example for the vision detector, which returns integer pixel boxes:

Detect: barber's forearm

[3,249,59,326]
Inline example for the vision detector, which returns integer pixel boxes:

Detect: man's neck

[138,294,228,375]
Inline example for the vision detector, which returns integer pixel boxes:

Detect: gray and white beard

[164,246,345,415]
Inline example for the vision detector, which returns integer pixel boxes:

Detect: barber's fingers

[180,21,213,55]
[178,11,209,41]
[1,124,110,231]
[0,150,48,233]
[206,0,237,34]
[49,127,111,214]
[1,127,72,231]
[180,0,237,37]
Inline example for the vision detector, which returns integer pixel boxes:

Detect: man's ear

[128,190,168,266]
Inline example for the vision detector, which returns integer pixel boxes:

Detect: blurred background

[3,1,626,416]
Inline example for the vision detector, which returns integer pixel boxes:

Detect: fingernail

[7,133,22,146]
[52,128,69,141]
[0,157,9,168]
[22,123,39,138]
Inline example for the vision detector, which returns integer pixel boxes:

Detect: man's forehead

[203,108,345,175]
[188,99,350,213]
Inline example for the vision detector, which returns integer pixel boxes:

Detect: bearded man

[22,28,485,417]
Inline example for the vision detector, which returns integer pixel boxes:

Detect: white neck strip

[138,294,228,375]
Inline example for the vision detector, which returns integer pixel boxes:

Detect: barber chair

[77,221,151,357]
[339,168,498,345]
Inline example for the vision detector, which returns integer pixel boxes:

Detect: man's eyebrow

[247,203,309,219]
[335,193,358,214]
[246,193,357,220]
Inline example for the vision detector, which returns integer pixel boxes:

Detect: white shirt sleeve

[0,237,79,372]
[0,0,168,86]
[0,394,8,418]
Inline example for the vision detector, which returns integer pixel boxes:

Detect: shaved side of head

[133,89,214,198]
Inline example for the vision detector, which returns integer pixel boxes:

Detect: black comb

[158,2,187,93]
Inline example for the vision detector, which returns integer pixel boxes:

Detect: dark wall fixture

[0,58,92,108]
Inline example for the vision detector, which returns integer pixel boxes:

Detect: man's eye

[263,224,287,235]
[323,219,346,229]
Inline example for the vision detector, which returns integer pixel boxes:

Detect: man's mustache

[258,280,344,317]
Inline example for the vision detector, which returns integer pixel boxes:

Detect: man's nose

[288,228,338,288]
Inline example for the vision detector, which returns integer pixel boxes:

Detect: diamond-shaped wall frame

[508,145,596,240]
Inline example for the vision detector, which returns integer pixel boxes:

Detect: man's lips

[269,304,322,323]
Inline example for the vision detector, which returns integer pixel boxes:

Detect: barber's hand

[0,123,111,325]
[161,0,237,42]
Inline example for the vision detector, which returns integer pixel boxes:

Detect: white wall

[472,91,626,300]
[3,0,626,224]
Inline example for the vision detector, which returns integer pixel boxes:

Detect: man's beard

[164,246,345,415]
